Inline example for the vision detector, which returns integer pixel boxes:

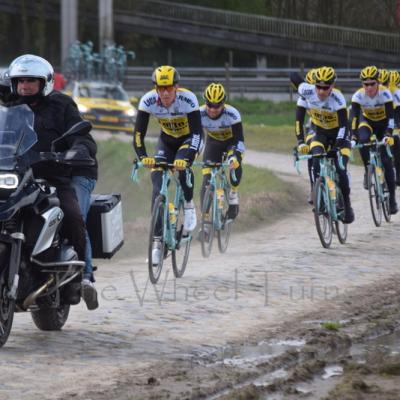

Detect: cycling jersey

[133,88,202,161]
[295,82,347,142]
[200,104,245,154]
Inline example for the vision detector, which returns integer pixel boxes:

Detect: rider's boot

[389,193,398,215]
[81,279,99,310]
[227,189,239,219]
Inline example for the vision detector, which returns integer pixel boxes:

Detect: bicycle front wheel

[367,164,382,227]
[218,186,232,253]
[172,202,191,278]
[201,185,215,258]
[382,180,391,223]
[313,177,332,248]
[148,195,166,284]
[334,187,348,244]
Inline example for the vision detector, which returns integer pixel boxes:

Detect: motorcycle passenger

[7,54,99,309]
[200,82,244,219]
[290,66,354,223]
[133,65,203,265]
[350,66,397,214]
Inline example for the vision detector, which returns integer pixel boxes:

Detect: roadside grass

[94,139,301,259]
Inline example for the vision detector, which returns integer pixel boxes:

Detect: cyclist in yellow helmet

[200,82,244,219]
[133,66,203,263]
[378,69,390,87]
[290,66,354,223]
[387,70,400,185]
[351,65,397,214]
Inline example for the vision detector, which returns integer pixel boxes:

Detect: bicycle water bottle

[216,188,224,209]
[376,166,384,184]
[326,177,336,200]
[168,202,177,225]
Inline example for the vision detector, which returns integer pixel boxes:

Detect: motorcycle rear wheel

[31,304,70,331]
[0,277,15,348]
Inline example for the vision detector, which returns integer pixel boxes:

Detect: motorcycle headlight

[78,103,89,113]
[0,173,18,189]
[124,108,137,117]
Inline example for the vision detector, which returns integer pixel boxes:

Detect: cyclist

[388,70,400,186]
[350,66,397,214]
[132,66,203,263]
[290,66,354,223]
[199,82,244,220]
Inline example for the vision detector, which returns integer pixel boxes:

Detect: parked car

[67,81,137,134]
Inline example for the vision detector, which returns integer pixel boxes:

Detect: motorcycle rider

[7,54,99,310]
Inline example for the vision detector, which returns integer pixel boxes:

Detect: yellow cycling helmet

[314,66,336,85]
[305,68,318,84]
[389,70,400,87]
[203,82,226,104]
[378,69,390,85]
[360,66,379,81]
[151,65,180,86]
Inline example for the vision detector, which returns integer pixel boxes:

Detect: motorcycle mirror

[50,121,92,151]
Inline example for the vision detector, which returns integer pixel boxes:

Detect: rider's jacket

[200,104,245,154]
[133,88,202,161]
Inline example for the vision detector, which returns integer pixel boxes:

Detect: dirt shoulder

[1,150,400,400]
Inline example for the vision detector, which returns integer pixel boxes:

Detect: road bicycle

[295,149,348,248]
[194,161,236,258]
[131,160,192,284]
[353,140,391,227]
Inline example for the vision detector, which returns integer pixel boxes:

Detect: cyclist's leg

[310,131,327,179]
[377,131,397,213]
[334,138,354,223]
[200,139,218,209]
[358,121,373,189]
[226,143,242,219]
[305,130,315,203]
[392,133,400,185]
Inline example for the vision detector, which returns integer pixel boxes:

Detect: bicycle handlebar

[192,160,238,183]
[352,140,393,158]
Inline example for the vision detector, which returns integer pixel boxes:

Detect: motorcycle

[0,104,95,348]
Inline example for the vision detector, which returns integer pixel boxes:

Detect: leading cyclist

[290,66,355,223]
[132,66,203,262]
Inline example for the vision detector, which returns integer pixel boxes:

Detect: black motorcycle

[0,104,95,348]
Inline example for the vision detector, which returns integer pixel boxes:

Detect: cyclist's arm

[289,72,304,90]
[384,100,394,135]
[336,107,348,140]
[394,106,400,129]
[350,101,361,140]
[231,122,245,158]
[295,105,307,143]
[133,109,150,160]
[186,109,203,162]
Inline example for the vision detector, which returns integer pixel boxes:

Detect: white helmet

[8,54,54,96]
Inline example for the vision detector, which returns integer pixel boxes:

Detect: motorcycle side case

[87,193,124,259]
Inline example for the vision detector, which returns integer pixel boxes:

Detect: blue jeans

[72,176,96,280]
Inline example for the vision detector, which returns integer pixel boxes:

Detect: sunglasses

[362,81,377,87]
[206,102,224,109]
[156,85,175,93]
[17,78,38,83]
[315,85,331,91]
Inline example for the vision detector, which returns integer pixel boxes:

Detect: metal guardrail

[123,67,365,97]
[119,0,400,53]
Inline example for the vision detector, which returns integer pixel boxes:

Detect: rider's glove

[383,135,394,146]
[228,156,240,170]
[141,157,155,168]
[173,159,187,170]
[297,143,310,155]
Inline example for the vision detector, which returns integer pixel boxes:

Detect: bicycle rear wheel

[382,180,391,222]
[334,187,348,244]
[148,195,166,284]
[201,185,215,258]
[313,177,332,248]
[218,186,232,253]
[367,164,382,227]
[172,202,191,278]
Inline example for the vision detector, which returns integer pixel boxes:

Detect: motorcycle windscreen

[0,105,38,170]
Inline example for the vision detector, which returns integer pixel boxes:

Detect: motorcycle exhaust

[22,276,54,310]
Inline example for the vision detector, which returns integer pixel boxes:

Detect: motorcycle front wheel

[0,274,15,348]
[31,304,70,331]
